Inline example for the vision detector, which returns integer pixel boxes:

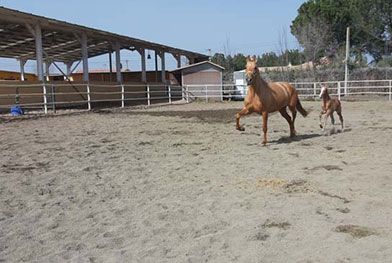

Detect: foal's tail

[296,96,308,117]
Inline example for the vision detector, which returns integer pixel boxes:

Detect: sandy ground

[1,100,392,262]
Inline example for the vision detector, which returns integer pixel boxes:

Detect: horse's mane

[254,68,269,87]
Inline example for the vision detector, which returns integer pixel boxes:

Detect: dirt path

[1,101,392,262]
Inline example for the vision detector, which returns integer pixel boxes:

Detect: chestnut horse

[318,84,343,130]
[236,56,308,145]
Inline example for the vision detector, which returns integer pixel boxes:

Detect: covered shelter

[170,61,224,101]
[0,6,209,83]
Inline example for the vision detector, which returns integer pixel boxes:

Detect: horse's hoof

[262,141,267,146]
[319,124,323,129]
[236,126,245,131]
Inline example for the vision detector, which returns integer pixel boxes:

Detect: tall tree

[210,53,226,68]
[291,0,388,62]
[232,54,247,71]
[257,52,280,67]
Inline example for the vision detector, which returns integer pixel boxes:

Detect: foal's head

[245,55,259,86]
[319,84,328,98]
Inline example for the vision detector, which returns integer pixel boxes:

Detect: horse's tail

[296,96,308,117]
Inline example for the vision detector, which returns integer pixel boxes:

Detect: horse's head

[245,55,259,86]
[319,84,328,98]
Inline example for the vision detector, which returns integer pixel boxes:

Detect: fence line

[0,80,391,114]
[0,82,183,113]
[186,80,392,101]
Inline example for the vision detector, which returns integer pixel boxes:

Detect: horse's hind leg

[279,107,295,137]
[262,111,269,145]
[288,105,297,136]
[236,107,250,131]
[337,108,344,129]
[330,112,335,125]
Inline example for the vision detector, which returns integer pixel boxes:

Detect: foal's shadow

[272,133,322,144]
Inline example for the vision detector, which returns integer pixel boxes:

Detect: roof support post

[159,51,166,83]
[138,48,147,83]
[45,60,52,82]
[64,60,80,80]
[33,24,44,81]
[115,42,122,83]
[81,32,89,82]
[65,62,73,78]
[187,56,195,65]
[19,59,26,81]
[174,54,181,68]
[154,50,158,82]
[108,51,113,82]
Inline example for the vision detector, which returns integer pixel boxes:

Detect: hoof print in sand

[262,219,291,230]
[256,178,311,193]
[334,225,377,238]
[248,231,270,241]
[336,207,350,214]
[284,179,311,193]
[306,165,343,172]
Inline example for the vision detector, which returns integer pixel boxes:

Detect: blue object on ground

[11,105,24,116]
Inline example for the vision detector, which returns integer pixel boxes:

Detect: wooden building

[0,70,37,81]
[170,61,224,101]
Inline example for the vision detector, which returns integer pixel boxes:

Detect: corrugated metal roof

[0,6,209,63]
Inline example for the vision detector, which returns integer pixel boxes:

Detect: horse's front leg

[319,110,325,129]
[322,109,332,131]
[262,111,269,145]
[236,107,250,131]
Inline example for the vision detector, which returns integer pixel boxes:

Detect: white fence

[1,79,391,114]
[0,82,184,114]
[185,80,392,101]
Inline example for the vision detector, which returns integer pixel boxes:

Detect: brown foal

[236,56,308,145]
[318,84,344,130]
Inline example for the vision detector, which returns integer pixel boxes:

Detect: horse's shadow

[271,133,322,145]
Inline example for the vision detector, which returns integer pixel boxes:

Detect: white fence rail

[185,80,392,101]
[1,79,391,114]
[0,83,185,114]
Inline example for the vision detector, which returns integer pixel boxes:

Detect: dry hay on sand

[1,101,392,262]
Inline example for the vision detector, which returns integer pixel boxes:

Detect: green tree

[257,52,280,67]
[232,54,247,71]
[291,0,388,62]
[210,53,226,68]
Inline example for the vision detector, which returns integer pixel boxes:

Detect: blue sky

[0,0,305,73]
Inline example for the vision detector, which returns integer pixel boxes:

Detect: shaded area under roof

[0,6,209,63]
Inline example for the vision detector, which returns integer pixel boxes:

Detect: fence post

[337,81,341,100]
[168,85,172,104]
[86,84,91,110]
[205,85,208,103]
[220,84,223,102]
[147,85,150,106]
[42,83,48,114]
[389,80,391,101]
[313,83,317,98]
[186,85,189,103]
[121,84,125,108]
[51,84,56,113]
[344,81,348,97]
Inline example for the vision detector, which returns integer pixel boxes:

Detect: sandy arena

[1,100,392,262]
